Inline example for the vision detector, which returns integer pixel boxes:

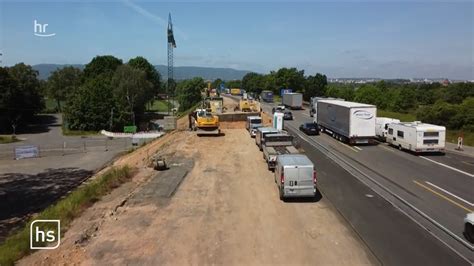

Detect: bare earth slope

[20,129,377,265]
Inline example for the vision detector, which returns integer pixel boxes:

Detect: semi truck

[375,117,400,141]
[386,121,446,153]
[282,93,303,110]
[274,154,317,200]
[230,88,242,96]
[261,90,274,103]
[310,97,343,118]
[262,133,298,171]
[317,100,376,144]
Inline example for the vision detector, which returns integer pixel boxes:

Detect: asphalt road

[225,95,473,264]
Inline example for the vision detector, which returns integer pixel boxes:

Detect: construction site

[17,96,377,265]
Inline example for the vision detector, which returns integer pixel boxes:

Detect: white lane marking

[420,156,474,178]
[341,142,359,153]
[353,146,363,151]
[425,181,474,207]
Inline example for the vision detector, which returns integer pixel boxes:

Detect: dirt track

[20,128,377,265]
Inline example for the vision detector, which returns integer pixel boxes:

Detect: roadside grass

[0,166,133,266]
[0,135,19,144]
[148,100,174,112]
[446,130,474,146]
[376,109,416,122]
[62,126,99,136]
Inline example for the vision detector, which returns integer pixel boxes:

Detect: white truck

[375,117,400,141]
[317,100,376,144]
[262,133,298,171]
[274,154,317,200]
[246,116,263,137]
[386,121,446,153]
[255,127,280,150]
[282,93,303,110]
[310,97,343,118]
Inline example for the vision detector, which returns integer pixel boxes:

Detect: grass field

[0,136,19,144]
[376,109,416,122]
[446,130,474,146]
[0,166,132,266]
[62,126,99,136]
[148,100,174,112]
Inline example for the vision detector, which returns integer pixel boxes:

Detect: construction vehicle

[231,88,242,96]
[205,97,224,114]
[194,108,220,136]
[239,98,260,112]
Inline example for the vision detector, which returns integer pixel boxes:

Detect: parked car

[464,212,474,243]
[299,123,319,135]
[283,111,293,120]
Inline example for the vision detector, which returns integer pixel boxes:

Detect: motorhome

[386,121,446,153]
[375,117,400,141]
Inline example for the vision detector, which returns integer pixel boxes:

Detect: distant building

[441,79,450,86]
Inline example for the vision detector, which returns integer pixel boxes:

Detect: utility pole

[167,13,176,115]
[109,108,114,131]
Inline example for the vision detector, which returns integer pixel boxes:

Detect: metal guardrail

[285,123,474,256]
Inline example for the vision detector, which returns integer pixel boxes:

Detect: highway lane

[255,98,473,262]
[224,95,472,264]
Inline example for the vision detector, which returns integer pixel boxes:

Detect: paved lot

[0,114,142,243]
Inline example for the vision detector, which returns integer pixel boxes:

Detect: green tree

[83,55,122,80]
[304,73,327,100]
[242,73,265,94]
[211,78,223,90]
[46,66,82,111]
[111,65,152,126]
[64,74,114,131]
[176,77,205,111]
[225,80,241,89]
[128,56,162,101]
[0,64,44,134]
[354,84,382,106]
[274,67,305,92]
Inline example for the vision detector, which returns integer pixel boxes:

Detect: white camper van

[386,121,446,153]
[375,117,400,140]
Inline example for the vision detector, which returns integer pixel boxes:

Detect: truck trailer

[262,133,298,170]
[317,100,376,144]
[310,97,343,119]
[261,90,274,103]
[386,121,445,153]
[282,93,303,110]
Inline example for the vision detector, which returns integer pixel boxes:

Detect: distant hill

[32,64,251,81]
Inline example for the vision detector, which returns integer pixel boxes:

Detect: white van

[375,117,400,140]
[386,121,446,153]
[246,116,263,137]
[274,154,316,200]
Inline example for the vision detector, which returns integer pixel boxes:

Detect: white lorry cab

[246,116,263,137]
[274,154,316,200]
[386,121,446,153]
[375,117,400,141]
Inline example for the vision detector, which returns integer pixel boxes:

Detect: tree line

[237,68,473,131]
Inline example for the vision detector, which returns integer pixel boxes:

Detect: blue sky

[0,1,472,79]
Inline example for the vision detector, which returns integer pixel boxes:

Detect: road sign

[124,125,137,133]
[15,145,39,160]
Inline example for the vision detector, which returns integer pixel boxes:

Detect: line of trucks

[246,116,317,200]
[309,97,446,153]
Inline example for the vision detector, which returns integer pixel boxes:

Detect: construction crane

[167,13,176,114]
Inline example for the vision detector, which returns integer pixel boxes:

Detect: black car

[283,111,293,120]
[299,122,319,135]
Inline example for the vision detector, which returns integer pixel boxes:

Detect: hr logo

[34,20,56,37]
[30,220,61,249]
